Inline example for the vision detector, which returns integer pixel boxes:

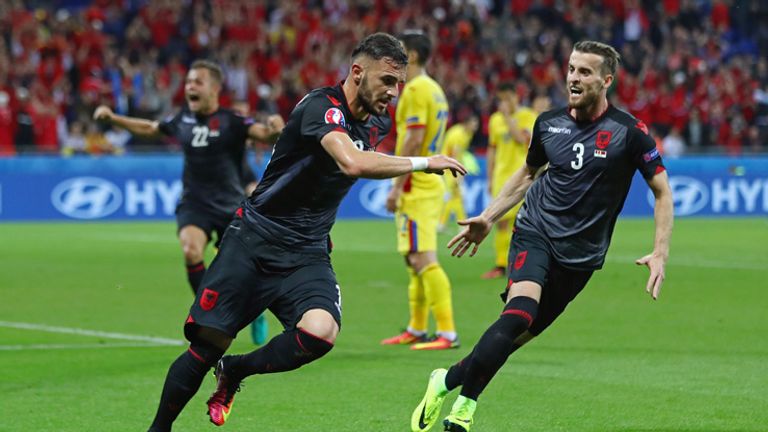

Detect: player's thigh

[528,264,594,336]
[184,220,276,341]
[269,262,342,333]
[176,203,215,246]
[395,194,442,254]
[500,230,552,302]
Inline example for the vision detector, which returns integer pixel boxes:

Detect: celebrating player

[381,31,460,351]
[410,41,674,432]
[482,82,538,279]
[93,60,283,298]
[145,33,466,432]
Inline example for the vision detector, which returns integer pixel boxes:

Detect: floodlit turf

[0,218,766,431]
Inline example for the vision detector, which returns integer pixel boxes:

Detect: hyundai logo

[51,177,123,219]
[359,180,392,218]
[647,176,708,216]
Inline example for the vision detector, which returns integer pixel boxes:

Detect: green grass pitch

[0,218,766,431]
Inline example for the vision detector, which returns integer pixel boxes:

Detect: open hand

[635,253,667,300]
[446,215,493,257]
[425,155,467,177]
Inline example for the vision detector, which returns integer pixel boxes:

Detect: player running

[94,60,283,298]
[410,41,673,432]
[144,33,466,432]
[381,31,460,351]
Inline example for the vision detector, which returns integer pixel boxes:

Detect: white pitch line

[0,342,178,351]
[0,321,185,346]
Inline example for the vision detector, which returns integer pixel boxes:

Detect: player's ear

[350,62,364,86]
[602,72,613,89]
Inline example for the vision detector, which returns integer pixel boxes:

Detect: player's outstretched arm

[247,114,285,143]
[635,170,673,300]
[320,131,466,179]
[447,163,539,257]
[93,105,161,138]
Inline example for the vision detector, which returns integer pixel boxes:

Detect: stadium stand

[1,0,766,155]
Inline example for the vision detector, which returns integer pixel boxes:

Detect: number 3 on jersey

[571,142,584,170]
[191,126,210,147]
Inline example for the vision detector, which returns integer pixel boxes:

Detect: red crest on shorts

[595,130,612,149]
[200,288,219,311]
[514,251,528,270]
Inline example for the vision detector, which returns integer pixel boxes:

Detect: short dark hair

[399,31,431,66]
[573,41,621,76]
[497,81,516,93]
[351,32,408,67]
[190,59,224,85]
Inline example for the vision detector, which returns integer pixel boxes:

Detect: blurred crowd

[1,0,767,157]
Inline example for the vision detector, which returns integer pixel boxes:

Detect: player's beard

[569,84,601,110]
[358,74,384,116]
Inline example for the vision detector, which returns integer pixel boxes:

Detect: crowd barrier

[1,154,766,221]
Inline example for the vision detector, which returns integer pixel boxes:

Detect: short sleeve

[519,110,536,133]
[157,112,182,136]
[525,117,548,168]
[300,94,349,143]
[629,120,665,179]
[234,114,256,142]
[400,85,429,129]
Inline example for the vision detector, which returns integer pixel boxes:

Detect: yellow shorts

[395,193,442,254]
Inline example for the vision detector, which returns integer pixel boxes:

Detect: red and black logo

[208,116,220,132]
[596,130,612,149]
[200,288,219,311]
[513,251,528,270]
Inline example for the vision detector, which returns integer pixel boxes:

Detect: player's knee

[297,309,339,343]
[182,243,204,264]
[187,342,225,369]
[498,296,539,336]
[295,328,335,363]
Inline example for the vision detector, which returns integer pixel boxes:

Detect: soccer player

[482,82,538,279]
[439,113,479,231]
[380,32,459,351]
[144,33,466,432]
[94,61,283,297]
[410,41,673,432]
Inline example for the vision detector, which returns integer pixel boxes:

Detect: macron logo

[547,126,572,135]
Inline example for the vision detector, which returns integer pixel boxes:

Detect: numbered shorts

[501,229,593,336]
[396,192,443,254]
[184,218,341,342]
[176,202,232,248]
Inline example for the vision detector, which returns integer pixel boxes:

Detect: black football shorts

[184,218,341,342]
[502,229,594,336]
[175,202,232,248]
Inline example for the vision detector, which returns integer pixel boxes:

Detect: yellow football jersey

[442,124,473,158]
[395,74,449,196]
[488,107,537,193]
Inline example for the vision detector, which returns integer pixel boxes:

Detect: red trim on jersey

[501,309,534,326]
[188,347,205,363]
[655,165,666,175]
[403,174,412,192]
[186,263,205,273]
[185,314,195,324]
[406,124,426,129]
[298,328,335,346]
[331,126,347,134]
[326,95,341,107]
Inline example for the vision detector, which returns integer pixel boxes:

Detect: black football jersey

[159,107,253,215]
[244,83,391,250]
[516,106,665,269]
